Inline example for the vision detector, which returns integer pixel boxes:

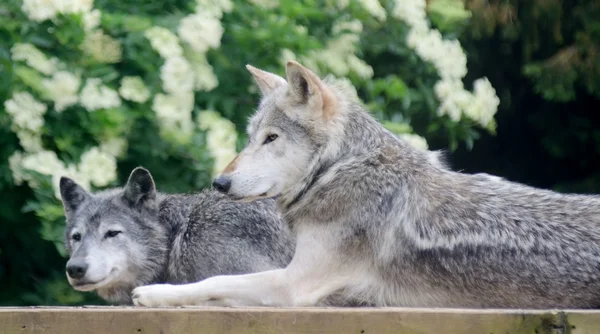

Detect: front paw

[132,284,188,307]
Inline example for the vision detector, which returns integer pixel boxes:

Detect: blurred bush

[0,0,499,305]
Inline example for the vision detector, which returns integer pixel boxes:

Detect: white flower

[78,147,117,187]
[188,54,219,91]
[346,54,374,79]
[18,149,66,189]
[119,76,150,103]
[42,71,81,112]
[434,79,469,121]
[21,150,65,177]
[10,43,58,75]
[21,0,93,22]
[177,13,224,53]
[195,0,234,18]
[9,152,26,185]
[161,56,195,94]
[4,92,47,133]
[394,0,499,130]
[248,0,279,9]
[83,9,101,31]
[82,30,123,64]
[410,28,467,80]
[53,0,93,14]
[358,0,386,21]
[152,92,195,143]
[80,78,122,111]
[145,27,183,59]
[197,110,238,176]
[295,25,308,35]
[392,0,428,32]
[16,131,43,152]
[21,0,58,22]
[99,137,128,158]
[152,93,194,121]
[398,133,429,151]
[305,33,371,78]
[464,78,500,127]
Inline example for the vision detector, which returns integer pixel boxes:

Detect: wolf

[60,167,294,304]
[131,61,600,309]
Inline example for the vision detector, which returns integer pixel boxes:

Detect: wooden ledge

[1,306,599,333]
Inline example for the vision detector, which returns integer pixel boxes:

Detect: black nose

[213,175,231,193]
[66,260,88,279]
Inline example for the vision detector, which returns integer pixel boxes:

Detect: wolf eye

[105,230,122,238]
[263,134,278,144]
[72,233,81,242]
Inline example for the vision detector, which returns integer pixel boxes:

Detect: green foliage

[467,0,600,102]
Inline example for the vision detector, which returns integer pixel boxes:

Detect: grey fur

[60,167,294,304]
[231,62,600,308]
[129,61,600,309]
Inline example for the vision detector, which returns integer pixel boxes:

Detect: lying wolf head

[60,167,167,304]
[213,61,349,201]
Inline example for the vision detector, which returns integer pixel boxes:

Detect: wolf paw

[132,284,189,307]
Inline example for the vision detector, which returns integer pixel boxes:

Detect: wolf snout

[66,259,88,279]
[213,175,231,194]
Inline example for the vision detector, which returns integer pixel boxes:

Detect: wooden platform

[1,306,599,333]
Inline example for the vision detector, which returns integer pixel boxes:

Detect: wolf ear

[285,60,337,120]
[60,177,89,219]
[123,167,156,210]
[246,64,286,96]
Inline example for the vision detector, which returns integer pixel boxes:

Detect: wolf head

[60,167,168,304]
[213,61,350,201]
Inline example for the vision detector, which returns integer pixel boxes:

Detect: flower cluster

[80,78,122,111]
[197,110,238,177]
[4,92,47,152]
[22,0,93,22]
[393,0,500,128]
[144,3,226,144]
[281,18,373,80]
[6,3,125,201]
[118,76,150,103]
[9,146,117,199]
[42,71,81,112]
[357,0,387,21]
[178,13,224,53]
[81,30,123,64]
[11,43,59,75]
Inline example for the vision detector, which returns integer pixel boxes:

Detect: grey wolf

[131,61,600,309]
[60,167,294,304]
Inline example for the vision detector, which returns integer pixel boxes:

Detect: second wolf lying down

[60,167,294,304]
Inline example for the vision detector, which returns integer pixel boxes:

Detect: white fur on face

[224,125,312,200]
[66,224,133,292]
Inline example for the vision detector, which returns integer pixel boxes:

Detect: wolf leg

[132,225,356,307]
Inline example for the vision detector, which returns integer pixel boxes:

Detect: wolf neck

[279,106,398,216]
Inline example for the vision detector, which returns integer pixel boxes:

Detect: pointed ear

[122,167,156,210]
[285,60,337,120]
[246,64,286,96]
[60,177,89,219]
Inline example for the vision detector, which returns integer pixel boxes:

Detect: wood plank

[0,307,597,334]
